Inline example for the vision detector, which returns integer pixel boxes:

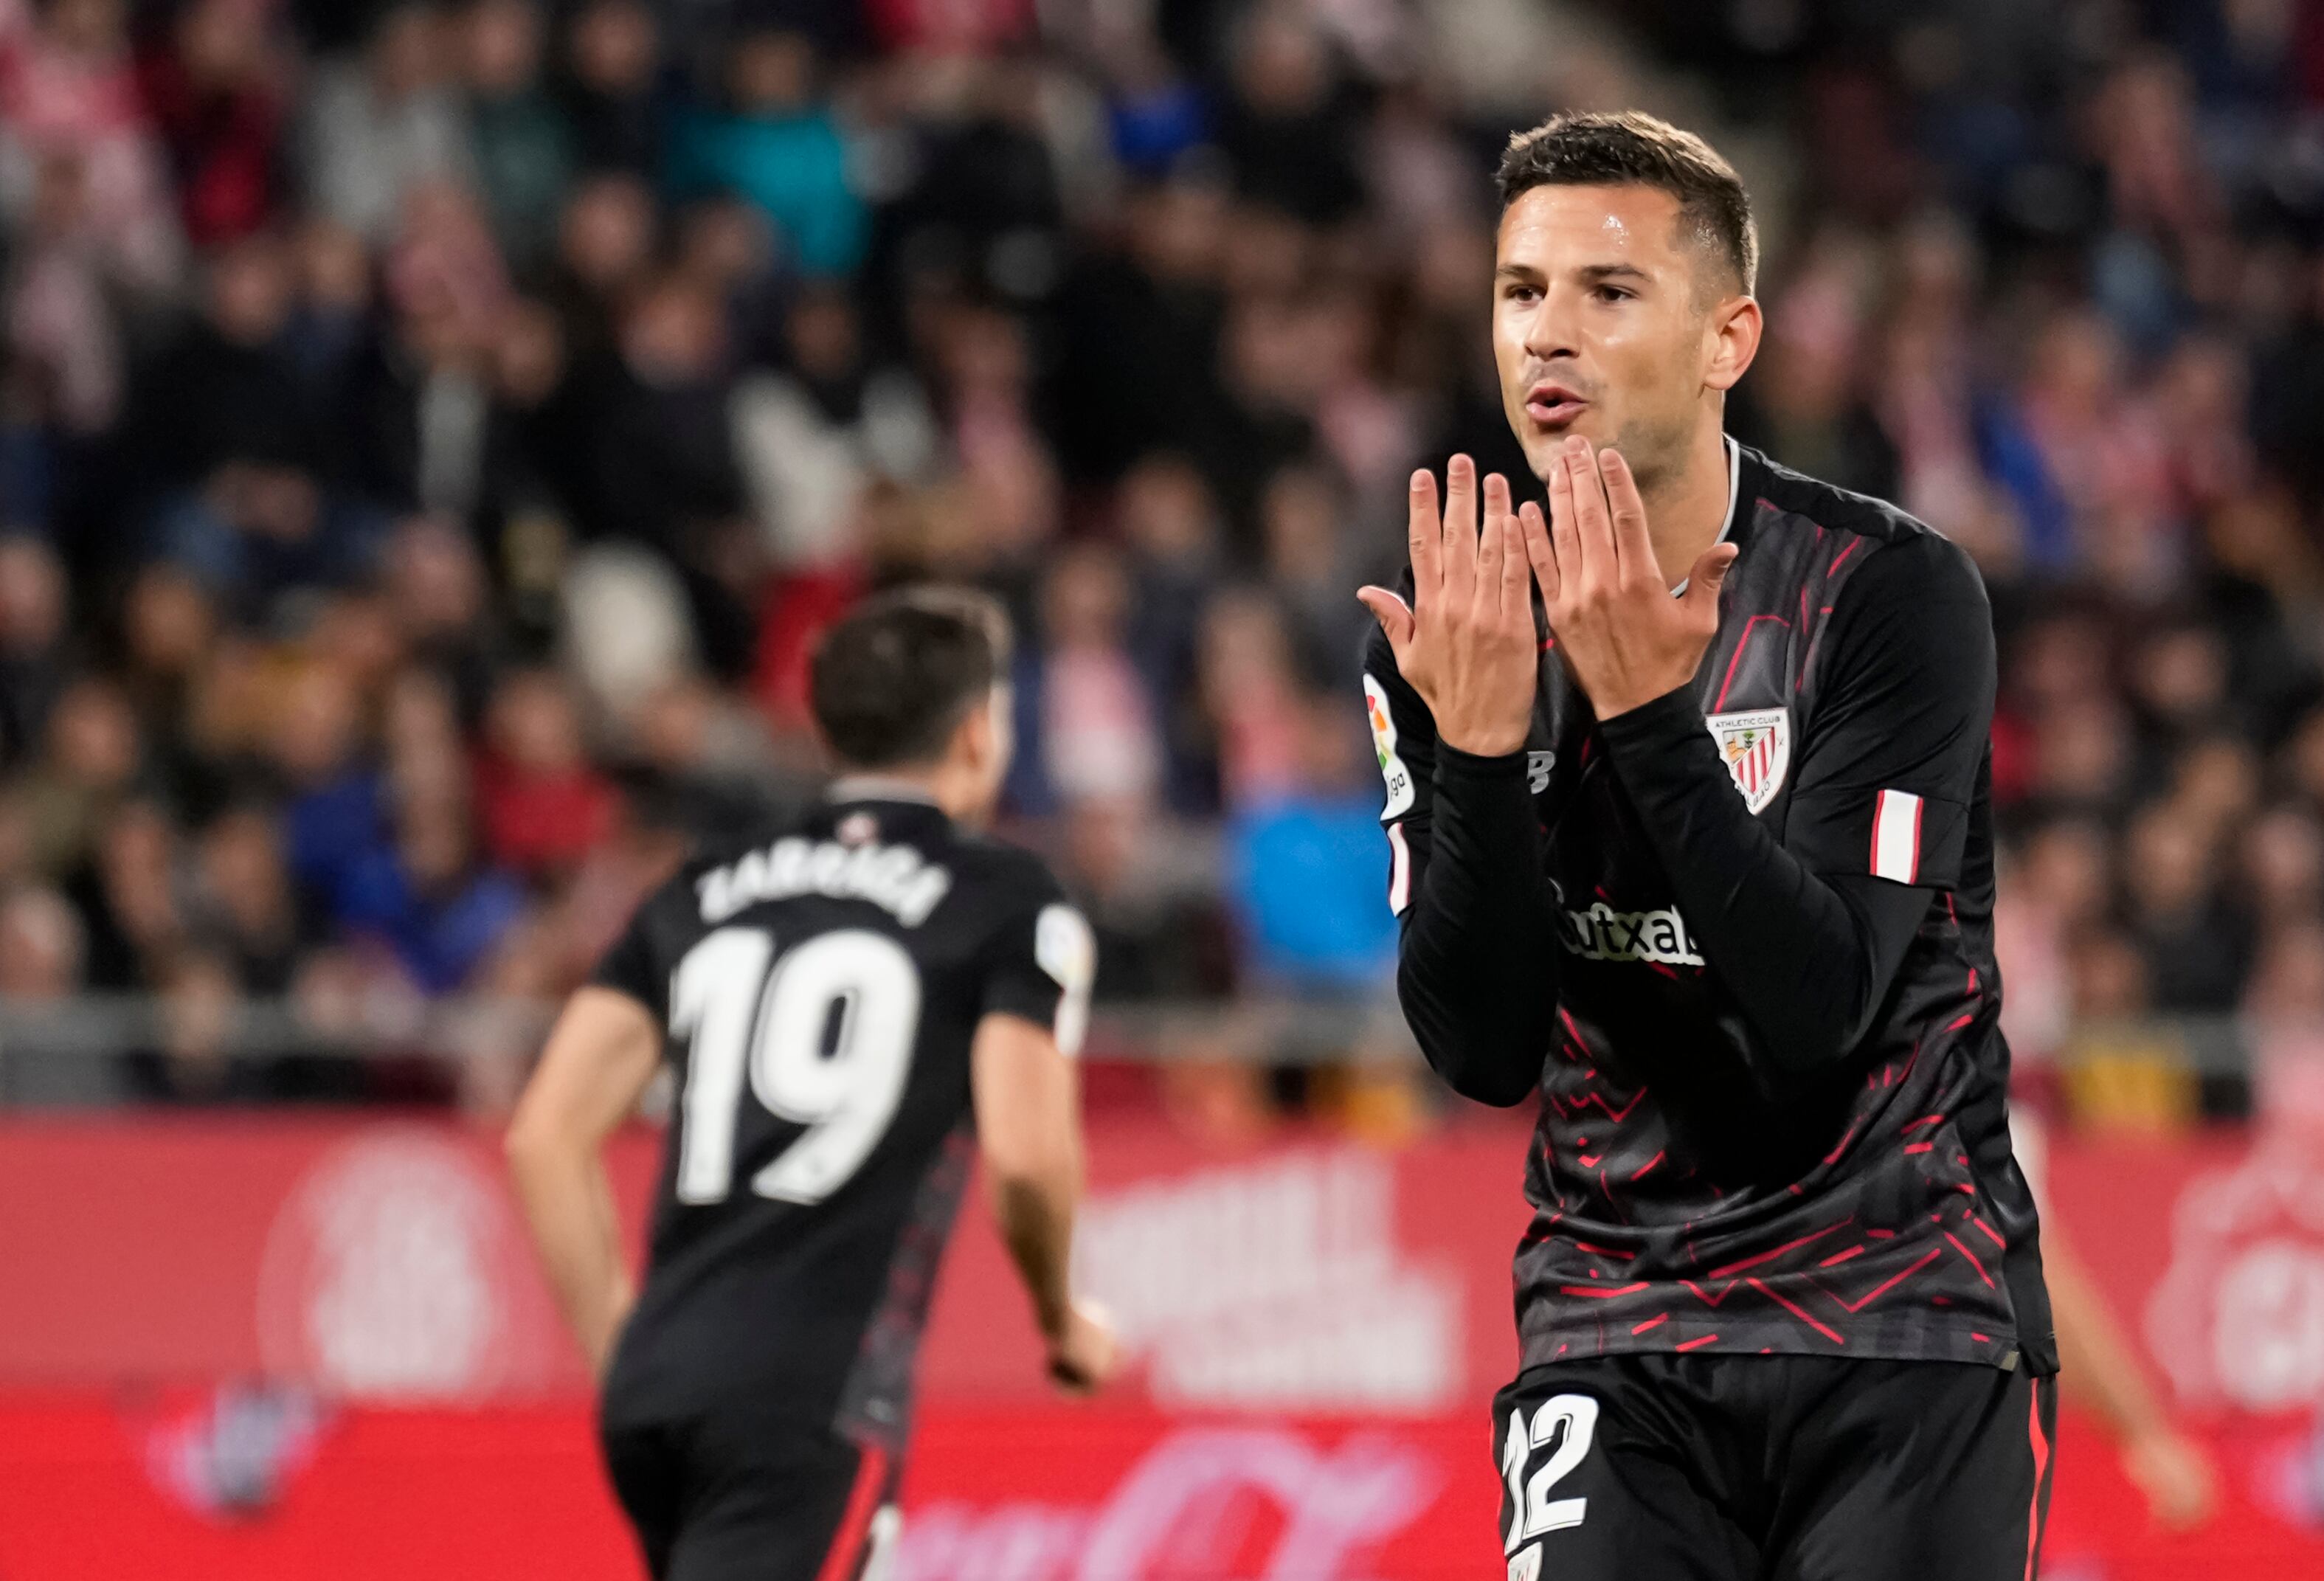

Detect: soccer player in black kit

[1358,114,2057,1580]
[506,589,1115,1581]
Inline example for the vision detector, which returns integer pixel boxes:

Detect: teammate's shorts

[1493,1354,2055,1581]
[600,1407,900,1581]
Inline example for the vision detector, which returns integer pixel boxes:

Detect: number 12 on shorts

[1502,1392,1600,1560]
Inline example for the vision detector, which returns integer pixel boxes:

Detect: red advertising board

[0,1394,1504,1580]
[0,1112,2321,1577]
[0,1114,1530,1408]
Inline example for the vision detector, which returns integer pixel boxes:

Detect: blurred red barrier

[1,1112,2323,1575]
[2045,1128,2324,1419]
[0,1394,2312,1581]
[0,1397,1502,1580]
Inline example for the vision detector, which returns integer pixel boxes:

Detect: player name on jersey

[695,836,953,928]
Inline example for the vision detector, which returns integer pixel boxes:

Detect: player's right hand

[1045,1298,1118,1396]
[1358,456,1539,756]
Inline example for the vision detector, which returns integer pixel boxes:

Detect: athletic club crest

[1706,708,1789,814]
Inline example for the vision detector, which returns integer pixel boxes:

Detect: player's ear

[958,682,1012,781]
[986,682,1015,775]
[1701,293,1761,393]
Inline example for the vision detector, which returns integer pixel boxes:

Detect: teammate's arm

[2015,1115,2217,1529]
[972,889,1114,1392]
[1592,532,1990,1079]
[970,1011,1113,1392]
[505,985,663,1378]
[1359,461,1559,1107]
[2044,1221,2218,1528]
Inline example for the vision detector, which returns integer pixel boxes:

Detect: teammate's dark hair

[1496,111,1757,297]
[809,587,1012,769]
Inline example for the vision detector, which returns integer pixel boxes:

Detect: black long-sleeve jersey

[588,792,1095,1449]
[1365,440,2055,1376]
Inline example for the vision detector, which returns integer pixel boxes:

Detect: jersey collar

[1669,433,1743,599]
[825,775,941,808]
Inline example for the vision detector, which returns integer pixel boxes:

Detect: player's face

[1493,183,1746,492]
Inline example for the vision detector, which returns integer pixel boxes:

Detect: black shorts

[1493,1355,2055,1581]
[600,1408,899,1581]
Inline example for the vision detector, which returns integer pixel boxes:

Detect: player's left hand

[1520,434,1737,718]
[2122,1425,2218,1531]
[1045,1298,1119,1397]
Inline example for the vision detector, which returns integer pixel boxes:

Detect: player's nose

[1519,297,1583,364]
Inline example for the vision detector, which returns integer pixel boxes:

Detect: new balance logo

[1555,901,1703,967]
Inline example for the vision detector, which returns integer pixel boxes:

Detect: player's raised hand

[1045,1297,1119,1396]
[1522,435,1737,718]
[1357,456,1539,755]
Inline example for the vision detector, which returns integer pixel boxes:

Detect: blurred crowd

[0,0,2319,1121]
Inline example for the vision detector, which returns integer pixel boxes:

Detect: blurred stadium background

[0,0,2322,1575]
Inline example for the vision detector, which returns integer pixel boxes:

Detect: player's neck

[828,766,989,828]
[1641,424,1736,592]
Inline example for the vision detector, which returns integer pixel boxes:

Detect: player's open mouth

[1525,383,1588,427]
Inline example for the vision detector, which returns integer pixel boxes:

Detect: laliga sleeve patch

[1034,902,1096,1057]
[1871,789,1923,883]
[1364,673,1416,820]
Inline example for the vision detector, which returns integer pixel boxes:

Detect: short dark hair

[1496,111,1757,297]
[809,586,1011,769]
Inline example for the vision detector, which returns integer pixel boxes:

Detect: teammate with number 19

[507,587,1116,1581]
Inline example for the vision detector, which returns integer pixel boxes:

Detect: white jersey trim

[1871,789,1923,884]
[1668,435,1743,599]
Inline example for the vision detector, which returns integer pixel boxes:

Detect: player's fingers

[1494,482,1529,620]
[1565,440,1615,590]
[1546,449,1583,603]
[1473,474,1507,609]
[1482,469,1512,525]
[1441,454,1477,604]
[1474,508,1505,603]
[1678,542,1739,628]
[1405,468,1440,612]
[1600,449,1661,589]
[1355,585,1416,659]
[1519,499,1560,609]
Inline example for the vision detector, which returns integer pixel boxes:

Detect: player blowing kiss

[508,589,1115,1581]
[1360,113,2057,1579]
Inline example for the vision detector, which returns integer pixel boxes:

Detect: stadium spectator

[730,280,936,572]
[460,0,568,273]
[668,30,860,278]
[556,0,663,181]
[1016,539,1162,815]
[1225,689,1394,995]
[136,0,288,247]
[0,882,83,1001]
[472,664,617,878]
[299,4,471,245]
[192,800,302,993]
[0,534,69,766]
[331,771,523,994]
